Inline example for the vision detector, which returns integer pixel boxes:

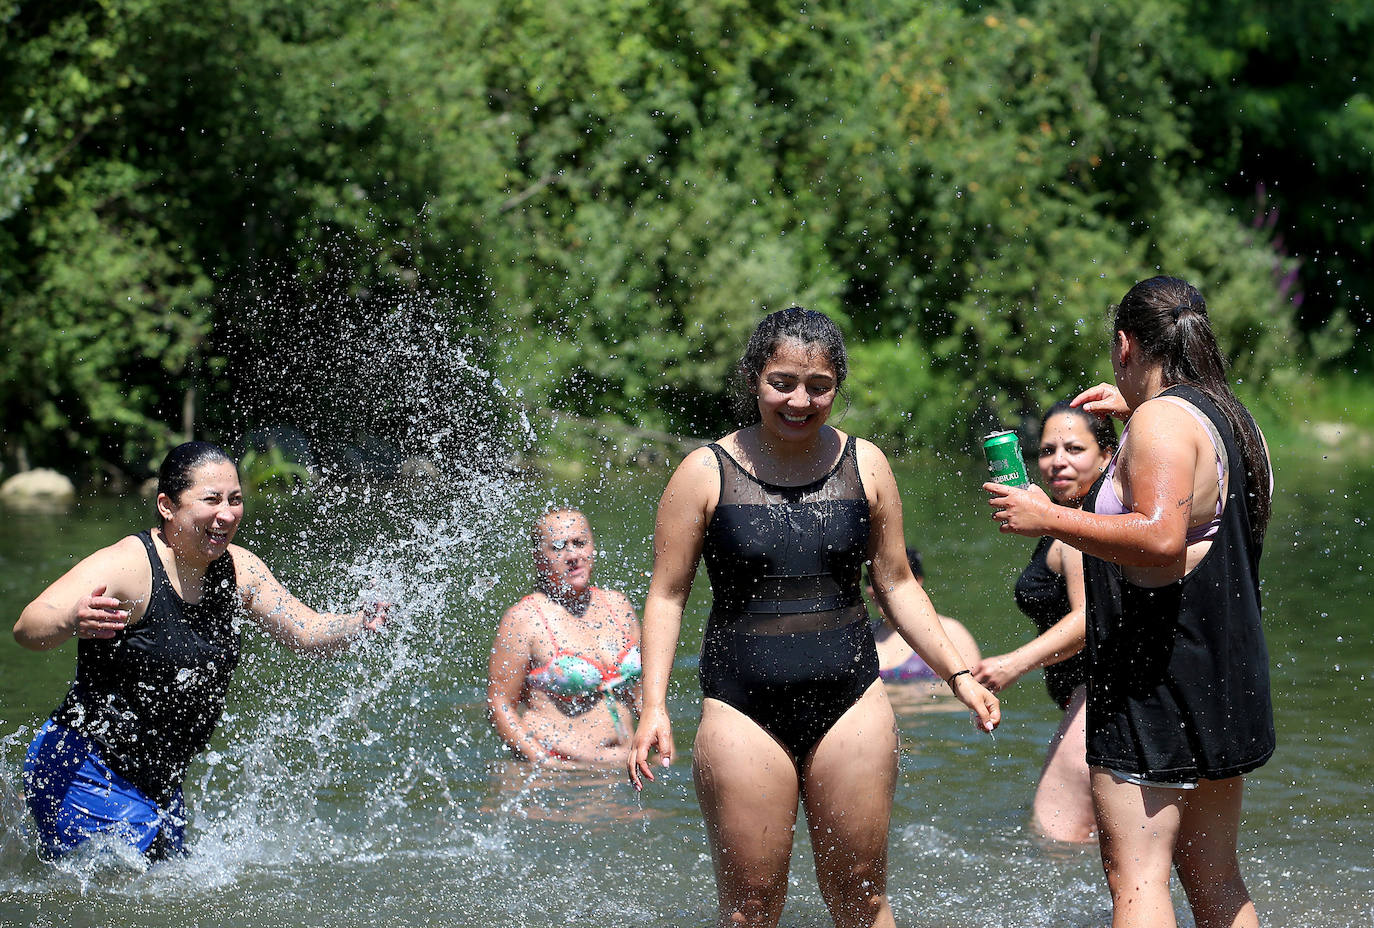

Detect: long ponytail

[1114,276,1271,547]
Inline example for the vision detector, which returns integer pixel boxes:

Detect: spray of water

[0,272,569,896]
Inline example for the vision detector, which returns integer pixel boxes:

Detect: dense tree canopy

[1,0,1368,482]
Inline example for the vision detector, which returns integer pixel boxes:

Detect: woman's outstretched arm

[233,546,387,654]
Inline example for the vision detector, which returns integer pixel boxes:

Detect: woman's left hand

[983,482,1055,537]
[971,653,1023,694]
[360,601,391,632]
[951,672,1001,732]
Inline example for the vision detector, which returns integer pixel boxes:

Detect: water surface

[0,447,1369,927]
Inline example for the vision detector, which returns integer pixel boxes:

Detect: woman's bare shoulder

[72,533,152,580]
[598,586,636,612]
[665,444,723,500]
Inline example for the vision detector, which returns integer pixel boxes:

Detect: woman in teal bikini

[487,507,642,765]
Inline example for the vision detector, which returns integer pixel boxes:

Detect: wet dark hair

[156,441,237,524]
[1040,399,1118,454]
[735,307,848,420]
[1113,276,1271,544]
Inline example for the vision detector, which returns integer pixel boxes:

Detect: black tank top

[1081,384,1274,780]
[701,435,870,635]
[1014,535,1087,710]
[52,531,241,800]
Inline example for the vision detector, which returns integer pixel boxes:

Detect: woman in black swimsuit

[974,400,1115,842]
[628,308,999,928]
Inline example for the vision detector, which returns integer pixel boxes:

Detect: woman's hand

[73,585,131,640]
[951,673,1001,732]
[984,482,1055,536]
[360,600,391,633]
[972,653,1024,694]
[627,705,674,791]
[1072,383,1131,421]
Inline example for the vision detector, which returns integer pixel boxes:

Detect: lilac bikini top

[1094,395,1224,544]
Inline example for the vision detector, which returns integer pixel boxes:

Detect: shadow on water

[0,295,1371,926]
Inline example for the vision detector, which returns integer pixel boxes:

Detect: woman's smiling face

[158,460,244,561]
[754,340,838,443]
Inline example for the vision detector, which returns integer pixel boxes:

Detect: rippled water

[1,439,1370,927]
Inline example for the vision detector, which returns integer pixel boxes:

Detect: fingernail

[984,721,994,732]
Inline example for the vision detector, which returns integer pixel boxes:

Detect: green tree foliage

[1,0,1358,480]
[1,1,213,479]
[1181,0,1374,355]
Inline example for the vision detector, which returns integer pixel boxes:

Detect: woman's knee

[1174,842,1244,895]
[1097,833,1168,894]
[821,852,883,887]
[816,853,887,912]
[719,872,788,925]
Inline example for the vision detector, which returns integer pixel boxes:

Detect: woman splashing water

[14,441,388,862]
[629,307,999,928]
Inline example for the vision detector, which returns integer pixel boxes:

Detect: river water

[0,444,1369,927]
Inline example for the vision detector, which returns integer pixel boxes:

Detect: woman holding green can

[975,401,1115,843]
[985,276,1273,928]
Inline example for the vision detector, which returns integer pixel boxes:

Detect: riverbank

[3,368,1372,502]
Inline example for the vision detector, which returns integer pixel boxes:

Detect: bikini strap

[530,599,563,655]
[529,587,607,656]
[1152,394,1227,510]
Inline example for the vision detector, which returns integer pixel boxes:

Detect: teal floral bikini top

[526,595,641,728]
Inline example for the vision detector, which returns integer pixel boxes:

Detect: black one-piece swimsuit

[698,436,878,761]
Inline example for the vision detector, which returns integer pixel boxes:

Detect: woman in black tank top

[984,278,1274,928]
[628,309,999,928]
[15,441,389,861]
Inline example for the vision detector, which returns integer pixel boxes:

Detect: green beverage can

[983,430,1031,488]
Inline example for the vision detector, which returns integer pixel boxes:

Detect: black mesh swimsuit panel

[1014,536,1087,711]
[699,435,878,760]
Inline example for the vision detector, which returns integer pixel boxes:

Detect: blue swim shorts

[23,720,186,859]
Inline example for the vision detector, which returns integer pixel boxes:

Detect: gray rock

[0,468,76,510]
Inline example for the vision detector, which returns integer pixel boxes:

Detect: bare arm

[233,546,386,654]
[940,618,981,666]
[985,400,1196,568]
[860,440,1000,731]
[973,541,1087,692]
[13,536,151,651]
[485,600,557,762]
[628,446,715,789]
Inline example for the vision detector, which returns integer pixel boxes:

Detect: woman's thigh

[1091,768,1186,884]
[801,681,898,875]
[1031,686,1095,842]
[1174,777,1245,883]
[693,698,802,890]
